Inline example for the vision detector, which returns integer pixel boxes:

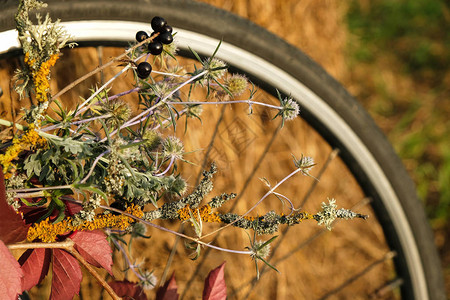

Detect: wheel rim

[0,20,429,299]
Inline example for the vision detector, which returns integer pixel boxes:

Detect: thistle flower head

[249,240,271,260]
[162,39,178,57]
[225,74,248,97]
[293,154,316,176]
[140,270,157,290]
[185,103,203,118]
[280,97,300,121]
[102,99,132,126]
[131,222,147,238]
[171,176,187,195]
[151,81,175,100]
[202,58,227,82]
[115,137,140,161]
[143,130,162,150]
[162,136,184,160]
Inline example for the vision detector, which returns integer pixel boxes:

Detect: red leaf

[50,249,82,300]
[156,273,179,300]
[0,167,29,244]
[0,240,23,299]
[71,230,113,274]
[64,199,82,216]
[109,280,147,300]
[202,262,227,300]
[18,248,51,291]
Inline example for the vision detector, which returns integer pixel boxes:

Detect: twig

[60,196,252,255]
[65,242,121,300]
[51,34,159,101]
[8,240,121,300]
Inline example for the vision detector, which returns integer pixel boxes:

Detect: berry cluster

[135,16,174,79]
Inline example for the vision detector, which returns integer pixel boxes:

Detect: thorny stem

[167,99,283,110]
[70,51,147,117]
[41,113,113,132]
[76,64,132,113]
[102,70,208,142]
[154,156,175,177]
[123,70,208,128]
[272,192,295,216]
[153,70,188,77]
[233,197,372,299]
[109,236,145,281]
[236,168,301,217]
[104,86,141,102]
[8,240,121,300]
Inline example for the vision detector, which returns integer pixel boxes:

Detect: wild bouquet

[0,1,367,299]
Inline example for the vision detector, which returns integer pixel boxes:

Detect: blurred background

[199,0,449,294]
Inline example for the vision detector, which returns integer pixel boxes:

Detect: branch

[8,240,121,300]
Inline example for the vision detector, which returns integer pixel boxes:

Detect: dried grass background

[1,0,446,299]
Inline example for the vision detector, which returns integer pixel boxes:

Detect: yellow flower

[177,204,221,223]
[0,124,46,175]
[27,205,144,243]
[25,53,59,104]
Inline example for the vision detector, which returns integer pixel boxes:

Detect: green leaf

[213,78,233,98]
[73,183,108,203]
[24,153,42,177]
[20,197,47,207]
[210,40,223,60]
[257,235,278,250]
[188,46,203,63]
[258,256,279,274]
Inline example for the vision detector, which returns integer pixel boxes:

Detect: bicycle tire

[0,0,445,299]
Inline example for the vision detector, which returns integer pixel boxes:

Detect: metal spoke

[319,251,398,300]
[180,124,282,299]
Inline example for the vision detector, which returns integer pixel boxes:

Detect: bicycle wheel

[0,0,445,299]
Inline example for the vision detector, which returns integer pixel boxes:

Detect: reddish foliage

[71,230,113,274]
[18,248,51,291]
[0,240,23,299]
[156,273,179,300]
[109,280,148,300]
[19,197,82,226]
[17,231,113,297]
[202,262,227,300]
[64,199,82,216]
[50,249,82,300]
[0,167,29,244]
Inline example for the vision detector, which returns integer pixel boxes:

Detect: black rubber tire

[0,1,445,299]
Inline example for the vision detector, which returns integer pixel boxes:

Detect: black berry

[158,32,173,45]
[135,31,149,42]
[159,25,173,34]
[137,62,152,79]
[148,41,163,55]
[150,31,159,40]
[151,16,167,32]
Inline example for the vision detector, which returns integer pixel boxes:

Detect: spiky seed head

[225,74,248,97]
[143,130,162,150]
[162,136,184,160]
